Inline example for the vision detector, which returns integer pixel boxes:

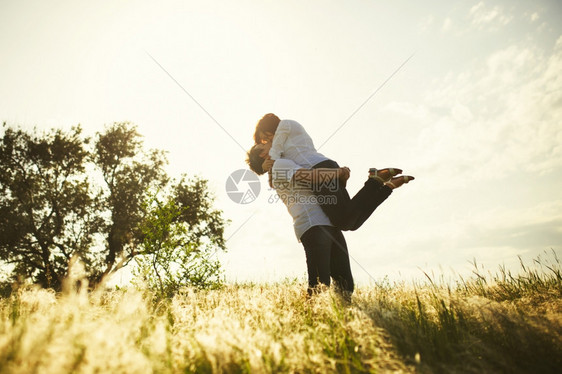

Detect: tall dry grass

[1,251,561,373]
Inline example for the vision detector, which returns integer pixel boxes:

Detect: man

[247,141,399,299]
[252,113,414,231]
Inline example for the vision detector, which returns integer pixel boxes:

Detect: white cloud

[451,102,473,123]
[469,1,513,30]
[419,15,435,32]
[470,2,485,15]
[530,12,540,22]
[384,102,430,120]
[442,17,452,32]
[556,35,562,49]
[391,39,562,188]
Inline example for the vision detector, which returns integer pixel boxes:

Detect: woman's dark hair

[253,113,280,144]
[245,144,266,175]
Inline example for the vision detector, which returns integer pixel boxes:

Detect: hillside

[1,253,561,373]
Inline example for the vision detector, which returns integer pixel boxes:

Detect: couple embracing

[246,113,414,301]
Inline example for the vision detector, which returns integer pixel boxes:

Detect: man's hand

[262,159,274,173]
[294,166,351,185]
[338,167,351,182]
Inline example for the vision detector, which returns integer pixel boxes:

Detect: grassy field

[1,252,561,374]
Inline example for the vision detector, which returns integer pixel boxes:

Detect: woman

[246,142,355,299]
[252,113,414,231]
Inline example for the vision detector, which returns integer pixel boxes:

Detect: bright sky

[1,0,561,285]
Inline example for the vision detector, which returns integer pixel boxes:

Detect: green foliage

[92,122,170,284]
[132,189,224,298]
[0,124,102,289]
[0,122,227,292]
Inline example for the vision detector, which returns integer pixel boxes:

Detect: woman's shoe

[385,175,415,189]
[368,168,402,183]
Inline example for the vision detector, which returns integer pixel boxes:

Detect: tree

[0,122,228,292]
[92,122,169,283]
[0,124,102,289]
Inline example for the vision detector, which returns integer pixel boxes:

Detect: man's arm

[266,160,349,183]
[293,167,350,185]
[269,158,350,189]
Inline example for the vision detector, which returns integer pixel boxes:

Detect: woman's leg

[311,160,351,228]
[342,180,392,231]
[311,160,392,231]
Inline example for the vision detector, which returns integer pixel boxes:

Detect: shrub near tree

[134,188,225,299]
[0,122,227,294]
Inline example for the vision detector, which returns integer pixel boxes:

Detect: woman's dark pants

[311,159,392,231]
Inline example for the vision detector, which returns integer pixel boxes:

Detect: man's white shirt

[271,159,333,242]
